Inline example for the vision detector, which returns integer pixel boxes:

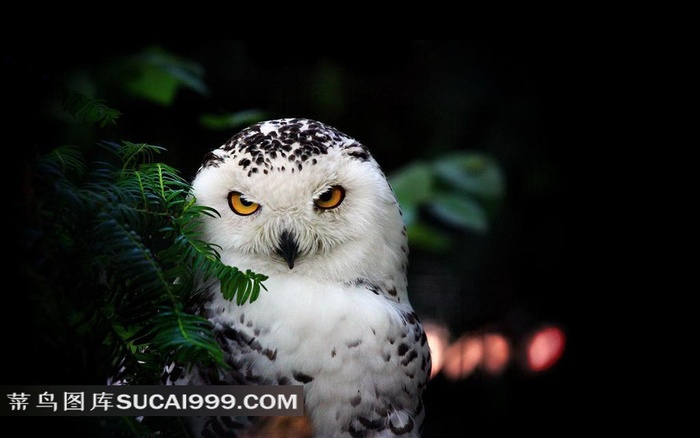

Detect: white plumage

[176,118,430,437]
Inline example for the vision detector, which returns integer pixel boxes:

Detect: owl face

[191,118,407,283]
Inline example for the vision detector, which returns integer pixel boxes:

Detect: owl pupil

[240,198,253,206]
[319,190,333,202]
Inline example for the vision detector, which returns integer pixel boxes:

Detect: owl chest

[209,276,412,385]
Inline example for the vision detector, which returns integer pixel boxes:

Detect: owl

[174,118,431,437]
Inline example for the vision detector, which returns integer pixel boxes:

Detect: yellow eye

[315,186,345,210]
[228,191,260,216]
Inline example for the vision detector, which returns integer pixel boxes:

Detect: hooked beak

[276,230,299,269]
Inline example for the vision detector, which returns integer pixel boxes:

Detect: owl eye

[228,191,260,216]
[315,186,345,210]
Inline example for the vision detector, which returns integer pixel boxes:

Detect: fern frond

[94,213,171,294]
[59,89,121,127]
[35,144,86,177]
[150,307,225,364]
[163,199,269,304]
[118,141,167,170]
[30,139,268,392]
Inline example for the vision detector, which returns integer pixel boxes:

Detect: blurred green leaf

[406,223,452,252]
[124,64,179,106]
[123,46,208,106]
[389,162,434,208]
[428,193,489,232]
[392,152,504,249]
[200,109,268,130]
[400,204,418,227]
[433,152,505,199]
[310,61,345,118]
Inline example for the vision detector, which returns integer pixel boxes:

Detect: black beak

[276,230,299,269]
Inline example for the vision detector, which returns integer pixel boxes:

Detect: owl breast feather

[207,274,430,436]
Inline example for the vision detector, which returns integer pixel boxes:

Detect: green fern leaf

[59,89,121,127]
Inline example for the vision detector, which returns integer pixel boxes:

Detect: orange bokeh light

[428,324,564,379]
[423,321,450,379]
[482,333,510,375]
[526,326,566,372]
[441,335,483,380]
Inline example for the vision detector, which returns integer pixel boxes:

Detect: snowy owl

[173,118,431,437]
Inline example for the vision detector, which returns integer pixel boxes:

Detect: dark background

[3,40,595,436]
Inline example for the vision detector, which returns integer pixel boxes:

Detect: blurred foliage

[58,88,122,127]
[199,109,269,130]
[122,45,209,106]
[390,152,505,251]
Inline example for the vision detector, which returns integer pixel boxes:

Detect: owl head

[191,118,408,284]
